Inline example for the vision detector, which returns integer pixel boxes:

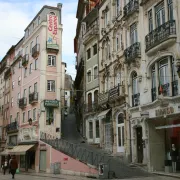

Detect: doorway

[40,151,46,171]
[136,127,143,163]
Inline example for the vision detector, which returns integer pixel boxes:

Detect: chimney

[57,3,62,24]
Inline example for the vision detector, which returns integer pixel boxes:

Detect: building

[0,3,64,173]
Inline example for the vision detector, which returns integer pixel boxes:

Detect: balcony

[109,84,125,102]
[98,92,109,106]
[13,52,22,62]
[46,42,59,54]
[4,67,11,80]
[123,0,139,19]
[29,92,38,104]
[83,19,99,44]
[145,20,176,54]
[158,83,170,97]
[0,61,7,72]
[22,54,29,67]
[140,0,148,6]
[84,102,99,113]
[132,93,140,107]
[32,44,40,58]
[6,121,18,134]
[151,87,157,102]
[124,42,141,63]
[172,80,178,97]
[19,97,27,109]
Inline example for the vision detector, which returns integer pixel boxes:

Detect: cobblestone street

[0,173,179,180]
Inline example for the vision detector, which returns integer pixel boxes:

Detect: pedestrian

[9,155,12,174]
[2,158,8,175]
[9,155,18,179]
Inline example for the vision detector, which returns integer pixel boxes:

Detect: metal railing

[98,92,109,105]
[22,54,29,66]
[84,102,99,113]
[124,42,141,63]
[29,92,38,104]
[123,0,139,18]
[145,20,176,51]
[32,44,40,57]
[132,93,140,107]
[172,80,178,96]
[19,97,27,108]
[151,87,156,102]
[6,121,18,133]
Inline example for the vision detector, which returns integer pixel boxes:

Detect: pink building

[0,4,64,173]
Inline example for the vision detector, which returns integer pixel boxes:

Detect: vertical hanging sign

[47,14,59,50]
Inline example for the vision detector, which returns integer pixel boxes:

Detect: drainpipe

[57,3,62,25]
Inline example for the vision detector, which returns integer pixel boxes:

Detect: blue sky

[0,0,78,79]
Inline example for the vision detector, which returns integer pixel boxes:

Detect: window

[29,86,31,94]
[117,114,124,148]
[33,108,36,120]
[18,76,21,85]
[10,115,12,123]
[87,71,91,82]
[130,23,137,45]
[168,0,173,20]
[24,68,27,77]
[28,110,31,120]
[9,135,17,146]
[155,2,165,27]
[23,112,25,123]
[65,92,67,95]
[96,120,100,138]
[93,44,97,55]
[46,107,54,125]
[17,112,19,122]
[148,9,153,32]
[38,16,40,25]
[104,76,110,92]
[29,63,32,74]
[132,71,138,95]
[89,122,93,139]
[30,41,33,53]
[47,80,55,92]
[115,72,121,86]
[87,48,91,60]
[94,66,98,79]
[12,81,15,89]
[116,37,119,51]
[23,89,26,97]
[48,55,56,66]
[34,83,37,93]
[104,11,108,27]
[36,36,39,44]
[116,0,120,16]
[17,93,20,104]
[11,98,13,107]
[20,156,25,168]
[35,59,38,70]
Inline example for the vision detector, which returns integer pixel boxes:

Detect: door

[95,120,100,143]
[88,93,92,112]
[40,151,46,171]
[104,123,112,152]
[136,127,143,163]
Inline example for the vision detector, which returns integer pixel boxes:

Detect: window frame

[93,66,98,80]
[48,55,56,66]
[93,44,97,55]
[87,70,92,82]
[29,63,32,74]
[22,112,26,123]
[87,48,91,60]
[33,108,36,121]
[47,80,55,92]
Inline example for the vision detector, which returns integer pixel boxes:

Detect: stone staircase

[40,131,152,179]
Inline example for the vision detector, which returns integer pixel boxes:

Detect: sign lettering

[155,107,174,117]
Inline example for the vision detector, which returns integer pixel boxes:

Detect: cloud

[0,0,77,78]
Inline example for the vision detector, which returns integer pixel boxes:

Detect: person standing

[9,155,12,174]
[9,155,18,179]
[2,158,8,175]
[170,144,179,173]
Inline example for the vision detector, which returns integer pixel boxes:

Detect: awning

[9,145,35,155]
[156,124,180,130]
[97,109,111,119]
[0,149,12,156]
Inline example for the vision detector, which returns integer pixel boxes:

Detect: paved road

[0,173,179,180]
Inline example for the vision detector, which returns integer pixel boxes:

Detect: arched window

[117,113,124,152]
[50,12,55,15]
[94,90,98,104]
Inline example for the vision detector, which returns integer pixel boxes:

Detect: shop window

[46,107,54,125]
[9,135,17,146]
[28,151,35,169]
[89,122,93,139]
[20,155,25,168]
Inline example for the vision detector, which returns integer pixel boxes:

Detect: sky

[0,0,78,79]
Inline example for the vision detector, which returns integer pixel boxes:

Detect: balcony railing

[0,61,7,72]
[123,0,139,19]
[4,67,11,80]
[124,42,141,63]
[84,102,99,113]
[151,87,157,102]
[32,44,40,58]
[158,83,170,96]
[6,121,18,133]
[172,80,178,97]
[145,20,176,52]
[19,97,27,109]
[98,92,109,105]
[132,93,140,107]
[22,54,29,67]
[29,92,38,104]
[109,84,125,101]
[13,52,22,62]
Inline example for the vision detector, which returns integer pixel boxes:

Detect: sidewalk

[153,171,180,179]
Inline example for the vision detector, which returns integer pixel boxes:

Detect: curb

[19,173,63,179]
[153,172,180,179]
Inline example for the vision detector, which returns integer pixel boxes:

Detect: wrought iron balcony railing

[145,20,176,51]
[109,84,125,101]
[98,92,109,105]
[84,102,99,113]
[123,0,139,19]
[13,52,22,62]
[22,54,29,67]
[29,92,38,104]
[124,42,141,63]
[151,87,157,102]
[19,97,27,108]
[4,67,11,80]
[6,121,18,133]
[172,80,178,97]
[32,44,40,58]
[132,93,140,107]
[158,83,170,96]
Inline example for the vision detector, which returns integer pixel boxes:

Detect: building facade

[0,3,64,173]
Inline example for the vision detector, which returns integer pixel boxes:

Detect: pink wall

[51,148,98,175]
